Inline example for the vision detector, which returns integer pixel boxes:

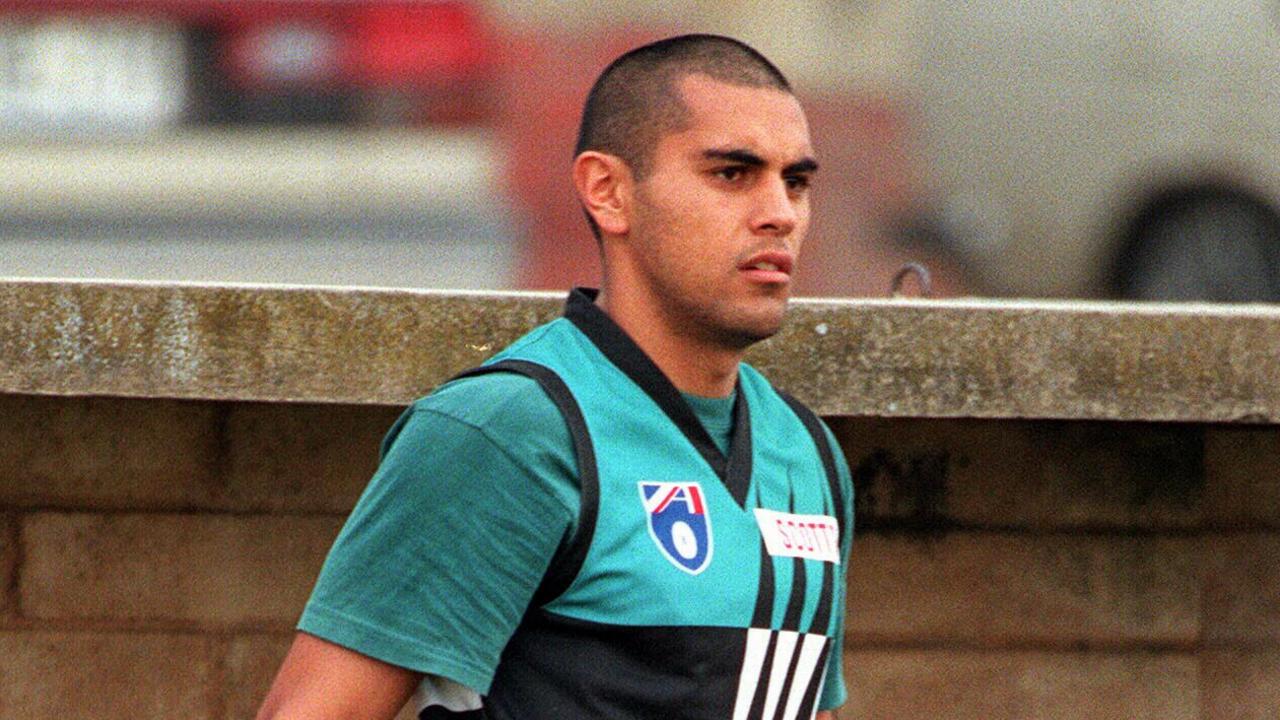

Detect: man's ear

[573,151,631,237]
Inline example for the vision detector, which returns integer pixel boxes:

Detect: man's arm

[258,378,578,718]
[256,632,420,720]
[816,712,837,720]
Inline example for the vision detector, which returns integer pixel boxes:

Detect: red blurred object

[347,4,489,87]
[0,0,493,90]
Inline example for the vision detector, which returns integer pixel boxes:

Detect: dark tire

[1111,184,1280,302]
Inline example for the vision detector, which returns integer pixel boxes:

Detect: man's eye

[785,174,811,191]
[716,166,746,182]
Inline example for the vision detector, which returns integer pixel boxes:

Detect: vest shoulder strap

[448,359,599,607]
[777,390,848,550]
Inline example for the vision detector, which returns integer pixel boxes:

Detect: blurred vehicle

[0,0,518,290]
[0,0,493,133]
[905,1,1280,301]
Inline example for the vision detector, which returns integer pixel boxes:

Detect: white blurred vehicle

[908,1,1280,301]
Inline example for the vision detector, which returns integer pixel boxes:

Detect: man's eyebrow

[784,157,819,175]
[703,148,765,167]
[703,148,819,175]
[702,148,819,175]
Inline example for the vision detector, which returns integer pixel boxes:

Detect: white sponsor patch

[753,508,840,564]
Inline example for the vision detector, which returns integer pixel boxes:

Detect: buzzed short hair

[576,33,792,182]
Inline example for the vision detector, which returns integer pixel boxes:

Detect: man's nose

[752,178,799,236]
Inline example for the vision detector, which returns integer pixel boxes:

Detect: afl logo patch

[638,482,713,575]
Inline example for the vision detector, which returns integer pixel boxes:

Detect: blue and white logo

[638,481,713,575]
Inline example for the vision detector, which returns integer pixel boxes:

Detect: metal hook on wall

[890,262,934,298]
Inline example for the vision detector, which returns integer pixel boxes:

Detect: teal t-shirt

[681,390,736,455]
[299,373,576,691]
[299,372,851,706]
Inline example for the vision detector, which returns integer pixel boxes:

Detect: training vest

[451,288,848,720]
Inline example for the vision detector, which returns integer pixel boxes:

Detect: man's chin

[679,294,791,350]
[718,310,788,349]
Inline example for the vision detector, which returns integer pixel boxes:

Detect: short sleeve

[817,420,854,711]
[298,373,579,695]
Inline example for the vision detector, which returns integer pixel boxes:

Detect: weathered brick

[842,649,1198,720]
[21,513,342,627]
[1202,650,1280,720]
[0,515,15,619]
[1202,534,1280,644]
[0,394,402,513]
[846,533,1200,644]
[0,630,214,719]
[0,389,399,512]
[225,635,293,720]
[227,635,428,720]
[1205,427,1280,527]
[0,394,221,509]
[221,402,401,514]
[829,418,1203,530]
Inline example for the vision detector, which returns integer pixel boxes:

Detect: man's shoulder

[413,368,567,440]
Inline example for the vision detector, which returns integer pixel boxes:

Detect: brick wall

[0,395,406,720]
[832,417,1280,720]
[1,394,1276,719]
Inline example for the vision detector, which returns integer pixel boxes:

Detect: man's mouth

[738,251,794,284]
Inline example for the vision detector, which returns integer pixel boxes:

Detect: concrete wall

[835,417,1280,719]
[3,399,1277,718]
[3,281,1279,718]
[0,395,401,719]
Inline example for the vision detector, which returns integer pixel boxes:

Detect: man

[257,34,852,720]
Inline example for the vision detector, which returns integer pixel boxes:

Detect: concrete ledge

[3,278,1279,423]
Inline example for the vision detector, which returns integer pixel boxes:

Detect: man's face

[625,73,816,349]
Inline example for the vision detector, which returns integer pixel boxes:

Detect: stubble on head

[576,36,812,396]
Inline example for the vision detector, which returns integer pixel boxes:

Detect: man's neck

[594,287,742,398]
